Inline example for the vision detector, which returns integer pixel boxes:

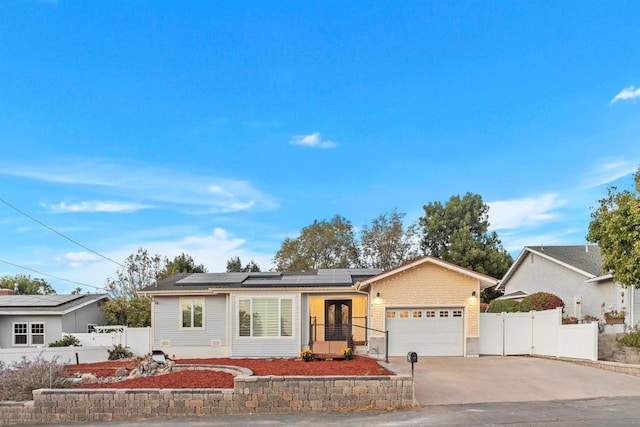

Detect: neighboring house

[138,256,498,359]
[496,245,639,325]
[0,294,109,348]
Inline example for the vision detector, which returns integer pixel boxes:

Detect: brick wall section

[0,374,414,425]
[370,263,480,336]
[534,354,640,377]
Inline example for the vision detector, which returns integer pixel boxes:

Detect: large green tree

[587,167,640,288]
[359,211,419,270]
[101,297,151,327]
[158,252,207,280]
[0,274,56,295]
[226,256,261,272]
[419,192,513,279]
[273,215,359,271]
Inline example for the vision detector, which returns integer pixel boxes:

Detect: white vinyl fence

[68,327,151,358]
[0,346,109,366]
[0,327,151,367]
[479,308,598,361]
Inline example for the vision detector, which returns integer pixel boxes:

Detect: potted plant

[341,347,353,360]
[605,310,626,324]
[300,349,313,362]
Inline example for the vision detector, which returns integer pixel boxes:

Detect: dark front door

[324,300,351,341]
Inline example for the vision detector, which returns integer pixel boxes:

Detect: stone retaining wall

[0,372,414,425]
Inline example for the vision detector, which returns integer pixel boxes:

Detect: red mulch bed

[65,356,392,389]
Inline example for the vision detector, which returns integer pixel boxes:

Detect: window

[439,310,449,317]
[453,310,463,317]
[413,310,423,318]
[238,298,293,337]
[181,298,204,329]
[30,323,45,345]
[386,311,396,319]
[399,311,409,318]
[426,310,436,318]
[13,323,27,345]
[12,322,44,346]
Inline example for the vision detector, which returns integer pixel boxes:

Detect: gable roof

[497,245,604,291]
[139,268,383,294]
[0,294,108,315]
[356,256,500,290]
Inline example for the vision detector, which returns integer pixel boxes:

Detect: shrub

[487,299,521,313]
[618,326,640,348]
[0,356,71,401]
[49,334,82,347]
[519,292,564,312]
[107,344,134,360]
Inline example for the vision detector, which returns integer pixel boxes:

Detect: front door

[324,300,351,341]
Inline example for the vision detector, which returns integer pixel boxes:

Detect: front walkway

[387,356,640,405]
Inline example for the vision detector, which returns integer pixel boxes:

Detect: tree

[104,248,164,299]
[419,192,513,279]
[226,256,261,272]
[587,167,640,288]
[70,287,82,295]
[0,274,56,295]
[158,252,207,280]
[101,297,151,327]
[273,215,359,272]
[359,211,419,270]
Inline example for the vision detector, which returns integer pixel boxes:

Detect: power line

[0,257,107,292]
[0,197,125,268]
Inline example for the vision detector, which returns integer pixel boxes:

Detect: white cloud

[610,86,640,104]
[290,132,337,149]
[0,160,279,214]
[49,201,152,213]
[60,251,101,268]
[49,228,274,293]
[581,161,638,189]
[487,194,565,230]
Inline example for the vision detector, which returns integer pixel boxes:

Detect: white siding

[152,295,227,349]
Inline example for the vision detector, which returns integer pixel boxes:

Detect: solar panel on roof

[0,294,82,307]
[177,273,250,284]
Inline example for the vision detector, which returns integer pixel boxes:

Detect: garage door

[386,308,464,356]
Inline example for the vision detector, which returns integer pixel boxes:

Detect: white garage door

[386,308,464,356]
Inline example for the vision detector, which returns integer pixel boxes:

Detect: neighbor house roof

[497,245,605,291]
[356,256,500,290]
[0,294,109,315]
[138,269,383,295]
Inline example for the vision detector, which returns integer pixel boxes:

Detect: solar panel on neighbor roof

[0,294,81,307]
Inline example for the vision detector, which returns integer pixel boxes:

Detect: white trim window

[30,323,45,345]
[13,322,28,346]
[180,298,204,329]
[12,322,45,346]
[238,297,293,337]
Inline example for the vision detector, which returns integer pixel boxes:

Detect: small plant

[300,349,313,362]
[341,347,353,360]
[0,356,71,401]
[487,299,521,313]
[519,292,565,312]
[583,314,599,322]
[618,326,640,348]
[562,316,578,324]
[108,344,134,361]
[49,334,81,347]
[605,310,626,320]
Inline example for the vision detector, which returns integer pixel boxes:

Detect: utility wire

[0,257,107,291]
[0,197,125,268]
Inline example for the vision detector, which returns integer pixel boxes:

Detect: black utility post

[407,351,417,378]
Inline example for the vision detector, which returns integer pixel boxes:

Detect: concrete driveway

[388,356,640,405]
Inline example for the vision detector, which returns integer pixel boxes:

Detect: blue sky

[1,1,639,294]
